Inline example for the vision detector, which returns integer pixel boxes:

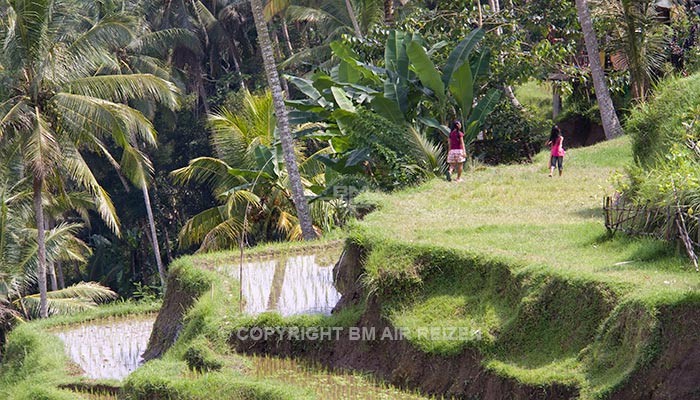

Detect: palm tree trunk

[384,0,394,23]
[575,0,623,139]
[57,261,65,289]
[250,0,316,241]
[46,218,58,292]
[142,184,167,291]
[477,0,483,27]
[487,0,522,110]
[344,0,364,40]
[281,17,294,55]
[33,176,48,318]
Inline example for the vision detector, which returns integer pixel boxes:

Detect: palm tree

[0,0,179,317]
[173,90,327,250]
[0,139,114,321]
[575,0,623,139]
[249,0,315,240]
[593,0,669,101]
[344,0,363,39]
[282,0,384,66]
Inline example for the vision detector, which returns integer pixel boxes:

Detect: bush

[344,108,431,191]
[183,339,224,372]
[478,100,549,164]
[626,73,700,167]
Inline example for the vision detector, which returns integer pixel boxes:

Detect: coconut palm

[593,0,669,101]
[0,138,114,321]
[0,0,179,317]
[250,0,315,240]
[575,0,623,139]
[282,0,384,66]
[173,89,328,250]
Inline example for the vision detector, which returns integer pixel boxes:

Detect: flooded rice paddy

[218,251,342,316]
[55,250,344,381]
[54,316,155,380]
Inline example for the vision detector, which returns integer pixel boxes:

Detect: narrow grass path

[359,136,700,297]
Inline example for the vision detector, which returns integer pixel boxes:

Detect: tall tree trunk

[488,0,522,110]
[142,184,166,291]
[163,225,173,263]
[575,0,623,139]
[250,0,316,240]
[46,218,57,292]
[281,17,294,55]
[384,0,394,23]
[56,260,65,289]
[33,176,48,318]
[344,0,364,39]
[476,0,483,27]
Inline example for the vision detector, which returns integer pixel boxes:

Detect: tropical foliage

[0,0,178,316]
[0,0,695,317]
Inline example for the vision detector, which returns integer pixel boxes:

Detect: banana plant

[287,27,500,150]
[405,28,501,147]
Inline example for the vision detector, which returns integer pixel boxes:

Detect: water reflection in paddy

[218,251,342,316]
[54,317,155,380]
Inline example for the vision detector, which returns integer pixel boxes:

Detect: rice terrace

[1,0,700,399]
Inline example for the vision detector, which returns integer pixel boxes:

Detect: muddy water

[219,252,342,316]
[54,317,155,380]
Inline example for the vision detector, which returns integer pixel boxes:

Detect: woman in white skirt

[447,120,466,182]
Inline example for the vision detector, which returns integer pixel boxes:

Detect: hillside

[3,137,699,399]
[219,136,700,398]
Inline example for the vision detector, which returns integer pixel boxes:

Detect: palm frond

[127,55,172,80]
[120,145,153,189]
[129,28,203,58]
[407,125,445,174]
[52,92,158,147]
[16,282,117,318]
[171,156,243,193]
[198,217,244,252]
[178,205,244,251]
[65,74,180,111]
[208,108,254,167]
[224,189,261,214]
[60,145,120,234]
[0,98,32,138]
[25,112,61,179]
[6,0,52,66]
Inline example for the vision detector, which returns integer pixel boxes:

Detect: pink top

[449,129,464,150]
[550,136,565,157]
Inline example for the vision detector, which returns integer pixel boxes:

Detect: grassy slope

[351,136,700,396]
[0,301,161,400]
[359,137,698,294]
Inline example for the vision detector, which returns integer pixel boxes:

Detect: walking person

[446,120,466,182]
[546,125,565,177]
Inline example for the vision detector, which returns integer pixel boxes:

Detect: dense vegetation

[2,0,700,397]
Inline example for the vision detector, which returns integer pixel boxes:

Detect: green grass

[0,300,159,400]
[515,80,554,122]
[347,136,700,396]
[355,137,699,294]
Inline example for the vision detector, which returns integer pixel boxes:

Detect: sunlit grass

[249,355,436,400]
[356,136,700,294]
[515,80,554,122]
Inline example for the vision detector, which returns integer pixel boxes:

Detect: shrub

[626,73,700,166]
[183,339,224,372]
[478,100,549,164]
[344,108,432,191]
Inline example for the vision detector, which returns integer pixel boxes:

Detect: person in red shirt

[546,125,566,177]
[446,120,466,183]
